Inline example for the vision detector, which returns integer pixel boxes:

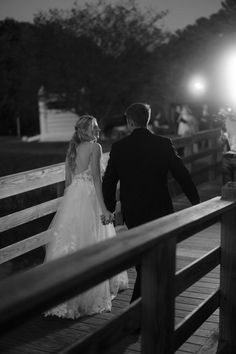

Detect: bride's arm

[91,143,112,219]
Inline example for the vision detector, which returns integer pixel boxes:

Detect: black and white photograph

[0,0,236,353]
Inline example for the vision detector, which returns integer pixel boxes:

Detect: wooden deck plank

[179,342,201,353]
[197,329,219,353]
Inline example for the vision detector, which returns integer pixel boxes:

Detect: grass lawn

[0,136,112,177]
[0,137,68,177]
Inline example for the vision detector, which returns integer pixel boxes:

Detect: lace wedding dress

[44,158,128,319]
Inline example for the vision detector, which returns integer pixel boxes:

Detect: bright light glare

[224,51,236,104]
[193,81,205,91]
[188,76,206,95]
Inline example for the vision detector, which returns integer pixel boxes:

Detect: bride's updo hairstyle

[66,115,96,173]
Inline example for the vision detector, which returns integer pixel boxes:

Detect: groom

[102,102,200,302]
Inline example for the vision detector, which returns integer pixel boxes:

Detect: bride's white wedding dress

[44,155,128,319]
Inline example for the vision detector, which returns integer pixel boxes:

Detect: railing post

[218,183,236,353]
[38,86,48,141]
[141,238,176,354]
[209,135,218,181]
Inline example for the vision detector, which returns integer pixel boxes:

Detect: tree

[221,0,236,11]
[33,0,169,128]
[35,0,168,57]
[0,19,40,135]
[0,0,170,135]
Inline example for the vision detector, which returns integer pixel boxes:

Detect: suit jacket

[102,128,200,228]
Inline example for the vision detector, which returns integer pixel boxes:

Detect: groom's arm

[102,145,119,213]
[167,139,200,205]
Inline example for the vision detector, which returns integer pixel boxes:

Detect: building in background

[38,87,79,142]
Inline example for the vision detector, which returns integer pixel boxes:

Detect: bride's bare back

[74,141,93,175]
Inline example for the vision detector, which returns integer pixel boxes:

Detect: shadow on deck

[0,177,223,354]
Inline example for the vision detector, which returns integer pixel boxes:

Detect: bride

[44,115,128,319]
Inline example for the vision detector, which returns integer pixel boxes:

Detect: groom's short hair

[125,103,151,127]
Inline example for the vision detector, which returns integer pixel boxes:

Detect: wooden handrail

[0,129,221,201]
[182,146,221,164]
[0,129,222,268]
[0,162,65,200]
[0,229,51,264]
[0,198,234,328]
[173,128,220,147]
[0,197,62,232]
[0,198,223,265]
[0,196,235,353]
[175,246,220,296]
[0,128,222,268]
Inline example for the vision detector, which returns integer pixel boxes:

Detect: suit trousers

[130,264,141,303]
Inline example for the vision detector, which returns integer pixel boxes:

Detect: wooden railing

[172,128,221,178]
[1,195,236,353]
[0,129,221,265]
[1,128,233,353]
[0,128,221,199]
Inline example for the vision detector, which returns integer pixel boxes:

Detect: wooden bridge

[0,129,236,353]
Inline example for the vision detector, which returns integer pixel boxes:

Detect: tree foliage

[221,0,236,11]
[2,0,236,136]
[33,0,169,129]
[0,0,169,135]
[34,0,168,57]
[0,19,40,135]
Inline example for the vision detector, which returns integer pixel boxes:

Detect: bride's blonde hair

[66,115,96,173]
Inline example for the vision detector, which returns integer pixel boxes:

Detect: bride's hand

[101,210,114,225]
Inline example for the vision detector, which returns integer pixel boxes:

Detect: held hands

[100,210,114,225]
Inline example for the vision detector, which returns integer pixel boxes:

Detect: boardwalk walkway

[0,178,223,354]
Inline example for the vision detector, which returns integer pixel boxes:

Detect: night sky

[0,0,222,32]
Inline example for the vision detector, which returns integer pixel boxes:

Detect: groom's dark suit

[102,128,200,301]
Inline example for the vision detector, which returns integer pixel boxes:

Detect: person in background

[199,103,212,131]
[221,109,236,184]
[177,105,199,155]
[148,108,168,134]
[198,103,212,149]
